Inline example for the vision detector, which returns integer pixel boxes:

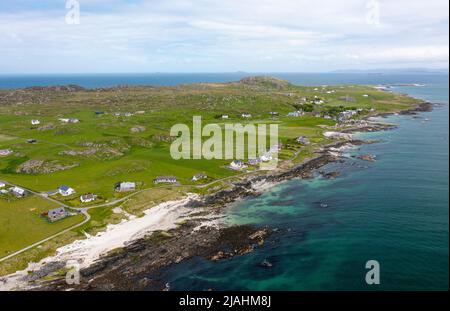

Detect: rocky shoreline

[14,101,435,291]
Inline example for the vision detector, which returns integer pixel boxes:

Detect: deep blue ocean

[0,72,447,88]
[1,73,448,290]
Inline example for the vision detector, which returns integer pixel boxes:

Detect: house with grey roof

[47,207,67,222]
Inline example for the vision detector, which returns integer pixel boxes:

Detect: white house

[10,186,26,197]
[116,182,136,192]
[0,149,13,157]
[80,193,96,203]
[58,185,76,197]
[297,136,311,145]
[241,113,252,118]
[0,182,6,188]
[230,160,246,170]
[192,173,207,181]
[247,158,260,166]
[59,118,79,123]
[221,115,229,119]
[287,111,303,117]
[31,119,40,125]
[260,153,272,162]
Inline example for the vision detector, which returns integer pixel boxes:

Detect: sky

[0,0,448,73]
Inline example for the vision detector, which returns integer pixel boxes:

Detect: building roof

[59,185,71,191]
[49,207,66,215]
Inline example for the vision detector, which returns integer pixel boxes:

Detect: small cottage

[31,119,40,125]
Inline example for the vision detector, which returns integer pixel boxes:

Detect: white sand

[0,193,198,291]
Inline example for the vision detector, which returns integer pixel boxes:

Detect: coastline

[0,99,434,291]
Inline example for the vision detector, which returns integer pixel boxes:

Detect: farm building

[31,119,40,125]
[0,182,5,188]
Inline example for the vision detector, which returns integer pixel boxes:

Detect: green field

[0,195,84,257]
[0,76,421,266]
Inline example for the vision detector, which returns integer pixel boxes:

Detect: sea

[0,72,447,290]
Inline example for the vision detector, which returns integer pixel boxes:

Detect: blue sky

[0,0,448,73]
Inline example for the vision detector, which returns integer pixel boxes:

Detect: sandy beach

[0,193,199,291]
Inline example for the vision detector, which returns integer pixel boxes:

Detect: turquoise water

[150,78,448,290]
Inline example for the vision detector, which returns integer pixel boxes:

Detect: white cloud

[0,0,448,73]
